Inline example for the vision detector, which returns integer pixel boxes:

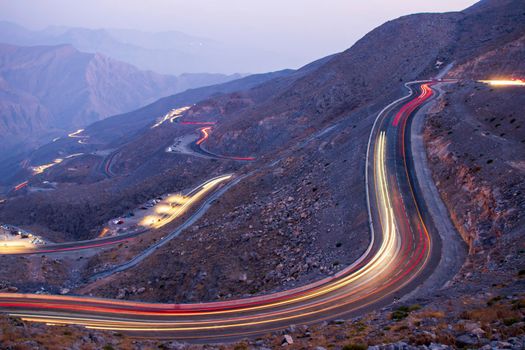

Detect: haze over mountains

[0,42,241,161]
[0,0,523,348]
[2,0,523,225]
[0,0,520,260]
[0,21,275,75]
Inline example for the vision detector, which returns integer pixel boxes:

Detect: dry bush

[462,304,520,323]
[416,310,445,319]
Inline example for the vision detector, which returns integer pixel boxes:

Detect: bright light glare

[31,153,84,175]
[31,159,63,175]
[68,129,84,138]
[139,175,232,229]
[479,79,525,86]
[155,205,172,214]
[152,106,192,128]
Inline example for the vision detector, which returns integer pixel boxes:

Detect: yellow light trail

[3,134,408,332]
[31,154,84,175]
[31,159,63,175]
[139,174,232,229]
[479,79,525,86]
[152,106,192,128]
[68,129,89,144]
[0,241,36,254]
[97,227,110,238]
[0,86,436,336]
[68,129,84,138]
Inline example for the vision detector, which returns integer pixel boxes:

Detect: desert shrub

[503,317,520,326]
[391,304,421,320]
[342,343,367,350]
[409,332,434,346]
[233,343,249,350]
[392,309,409,320]
[463,304,519,323]
[511,299,525,310]
[417,310,445,318]
[487,296,503,306]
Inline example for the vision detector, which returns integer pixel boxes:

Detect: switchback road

[0,81,451,341]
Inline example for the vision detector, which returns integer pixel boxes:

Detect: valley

[0,0,523,349]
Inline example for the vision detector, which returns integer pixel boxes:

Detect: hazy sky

[1,0,478,70]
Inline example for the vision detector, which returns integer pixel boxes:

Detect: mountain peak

[464,0,520,13]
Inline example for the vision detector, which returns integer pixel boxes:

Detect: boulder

[282,334,294,345]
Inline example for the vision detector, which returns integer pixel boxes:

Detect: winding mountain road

[0,175,234,255]
[191,125,256,161]
[0,81,453,341]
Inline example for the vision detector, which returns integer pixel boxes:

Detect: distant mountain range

[0,42,241,159]
[0,21,279,75]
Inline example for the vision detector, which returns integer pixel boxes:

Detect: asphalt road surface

[192,126,256,161]
[0,175,233,256]
[0,81,451,341]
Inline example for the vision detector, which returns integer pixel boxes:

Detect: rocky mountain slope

[202,0,525,158]
[0,43,239,160]
[0,0,517,278]
[0,0,523,347]
[89,0,525,305]
[0,0,521,270]
[0,68,292,187]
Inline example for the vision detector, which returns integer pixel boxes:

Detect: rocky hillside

[0,43,239,159]
[0,0,522,277]
[75,0,525,305]
[201,0,525,159]
[449,34,525,79]
[422,0,525,305]
[0,1,523,347]
[0,292,523,349]
[421,78,525,350]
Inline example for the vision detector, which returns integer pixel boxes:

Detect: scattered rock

[282,334,294,345]
[456,334,478,347]
[471,327,485,337]
[116,288,126,299]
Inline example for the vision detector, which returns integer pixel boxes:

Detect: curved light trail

[31,153,84,175]
[68,129,89,144]
[152,106,192,128]
[195,126,212,146]
[101,150,119,177]
[139,174,233,230]
[0,175,233,255]
[0,81,446,341]
[192,125,256,161]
